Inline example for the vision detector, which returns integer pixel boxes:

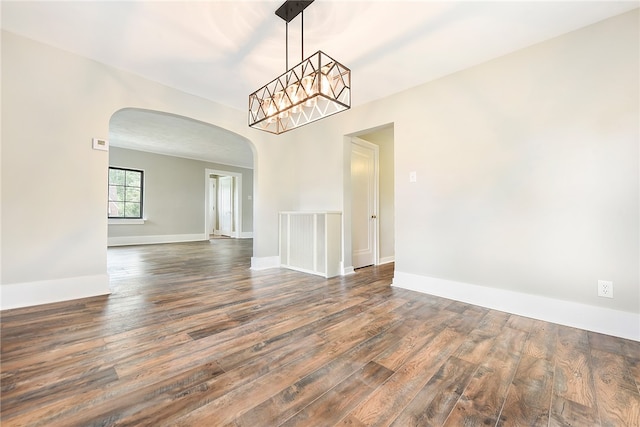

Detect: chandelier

[248,0,351,135]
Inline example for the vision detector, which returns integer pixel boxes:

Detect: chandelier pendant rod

[285,9,305,73]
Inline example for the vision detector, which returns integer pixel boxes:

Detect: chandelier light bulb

[286,84,301,113]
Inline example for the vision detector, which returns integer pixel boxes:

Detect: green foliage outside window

[108,167,143,218]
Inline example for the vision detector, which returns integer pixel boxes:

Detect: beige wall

[108,147,254,240]
[269,10,639,337]
[390,9,638,313]
[0,29,273,308]
[2,10,638,338]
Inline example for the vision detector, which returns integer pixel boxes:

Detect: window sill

[109,218,146,225]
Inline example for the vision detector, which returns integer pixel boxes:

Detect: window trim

[108,218,145,225]
[108,166,144,220]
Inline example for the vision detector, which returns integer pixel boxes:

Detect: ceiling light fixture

[248,0,351,135]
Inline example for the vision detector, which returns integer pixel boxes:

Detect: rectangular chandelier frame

[249,50,351,135]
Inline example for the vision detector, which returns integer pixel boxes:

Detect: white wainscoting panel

[250,256,281,271]
[279,212,342,278]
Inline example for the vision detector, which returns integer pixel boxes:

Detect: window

[108,167,143,219]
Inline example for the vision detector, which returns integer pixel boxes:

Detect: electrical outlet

[597,280,613,298]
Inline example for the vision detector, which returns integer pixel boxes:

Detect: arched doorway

[107,108,255,246]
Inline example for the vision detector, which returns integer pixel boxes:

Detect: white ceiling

[3,1,637,167]
[110,109,255,168]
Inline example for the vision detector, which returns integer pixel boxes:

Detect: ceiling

[110,109,255,168]
[2,1,637,167]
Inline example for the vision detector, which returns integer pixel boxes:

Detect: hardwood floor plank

[443,300,470,314]
[591,349,640,426]
[523,319,558,361]
[506,314,536,332]
[589,331,627,355]
[450,329,498,365]
[549,395,600,427]
[111,333,329,427]
[345,327,465,426]
[622,340,640,361]
[1,239,637,427]
[554,326,597,409]
[170,297,407,425]
[279,361,394,427]
[373,309,456,371]
[1,360,227,426]
[443,326,527,426]
[476,309,510,333]
[627,357,640,394]
[497,354,554,426]
[438,304,489,337]
[1,367,119,419]
[389,356,476,427]
[233,327,401,427]
[170,323,402,426]
[216,297,404,373]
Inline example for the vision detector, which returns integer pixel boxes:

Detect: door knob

[371,215,377,219]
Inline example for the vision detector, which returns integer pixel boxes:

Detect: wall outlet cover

[597,280,613,298]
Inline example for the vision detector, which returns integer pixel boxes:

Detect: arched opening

[106,108,255,247]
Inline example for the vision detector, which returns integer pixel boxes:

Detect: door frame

[351,137,379,268]
[217,175,234,237]
[208,176,218,235]
[204,168,242,238]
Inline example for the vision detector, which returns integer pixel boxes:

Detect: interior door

[351,138,378,268]
[209,177,217,235]
[218,176,233,236]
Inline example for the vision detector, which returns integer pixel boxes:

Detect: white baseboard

[211,232,253,239]
[251,256,280,271]
[378,256,395,265]
[108,233,207,247]
[341,264,355,275]
[1,274,110,310]
[392,271,639,342]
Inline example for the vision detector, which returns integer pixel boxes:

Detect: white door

[218,176,233,236]
[351,138,378,268]
[209,177,217,235]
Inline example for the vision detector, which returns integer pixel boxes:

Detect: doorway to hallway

[205,168,243,239]
[346,124,395,272]
[351,137,379,269]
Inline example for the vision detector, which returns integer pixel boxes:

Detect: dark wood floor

[1,239,639,426]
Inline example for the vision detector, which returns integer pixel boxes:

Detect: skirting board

[251,256,280,271]
[392,271,639,342]
[251,257,355,275]
[1,274,111,310]
[108,233,207,247]
[239,232,254,239]
[341,264,355,275]
[378,256,395,265]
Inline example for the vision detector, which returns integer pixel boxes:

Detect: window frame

[108,166,144,220]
